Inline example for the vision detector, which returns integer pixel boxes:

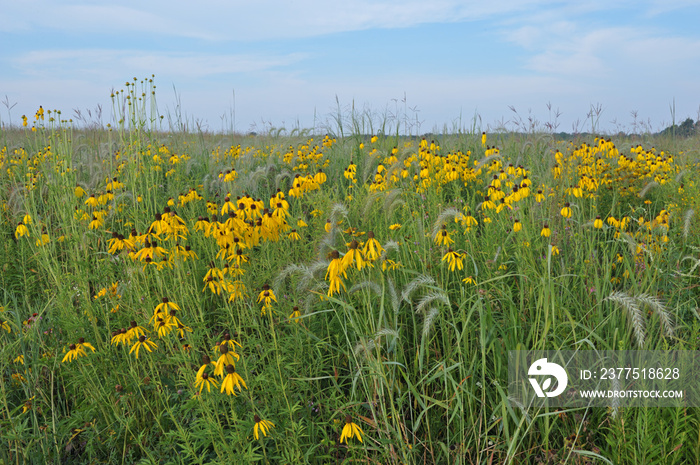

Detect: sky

[1,0,699,135]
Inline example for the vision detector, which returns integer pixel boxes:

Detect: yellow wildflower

[340,415,364,443]
[220,365,247,396]
[254,415,275,440]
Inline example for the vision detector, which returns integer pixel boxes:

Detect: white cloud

[525,26,700,79]
[12,49,308,80]
[645,0,700,15]
[1,0,556,40]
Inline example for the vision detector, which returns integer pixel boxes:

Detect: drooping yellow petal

[352,423,364,442]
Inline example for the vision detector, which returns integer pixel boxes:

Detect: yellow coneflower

[196,354,216,382]
[460,213,478,230]
[203,276,222,295]
[195,371,218,394]
[150,240,168,259]
[434,226,454,247]
[362,231,383,261]
[111,328,128,346]
[220,364,247,396]
[98,191,114,205]
[1,319,11,333]
[560,202,572,219]
[270,202,288,225]
[76,338,96,355]
[342,240,368,270]
[495,198,512,214]
[107,232,127,254]
[541,225,551,238]
[84,194,99,208]
[389,223,402,230]
[328,273,346,296]
[15,222,29,239]
[513,219,522,232]
[551,245,560,256]
[220,196,236,215]
[552,163,562,177]
[257,284,277,314]
[217,332,242,352]
[126,321,148,342]
[254,415,275,439]
[462,276,476,285]
[287,229,301,241]
[177,323,192,339]
[226,280,247,302]
[214,343,239,376]
[481,196,496,211]
[593,216,603,229]
[535,189,545,203]
[344,161,357,182]
[381,259,401,271]
[132,240,166,262]
[148,213,171,238]
[289,306,302,323]
[165,310,190,338]
[204,262,225,282]
[441,249,464,272]
[61,343,83,363]
[142,256,171,272]
[129,335,157,359]
[339,415,364,444]
[231,248,249,267]
[194,216,210,233]
[178,244,198,261]
[314,169,327,185]
[154,297,181,316]
[326,250,347,281]
[153,317,174,338]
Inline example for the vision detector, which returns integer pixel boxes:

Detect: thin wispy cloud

[13,50,308,80]
[2,0,555,40]
[646,0,700,15]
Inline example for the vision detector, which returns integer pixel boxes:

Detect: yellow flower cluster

[194,334,247,396]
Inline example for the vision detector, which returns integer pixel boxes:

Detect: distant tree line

[658,117,699,137]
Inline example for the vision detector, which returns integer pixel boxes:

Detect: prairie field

[1,80,700,464]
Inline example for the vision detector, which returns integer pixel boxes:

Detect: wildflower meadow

[1,77,700,464]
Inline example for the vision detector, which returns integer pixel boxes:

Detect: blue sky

[1,0,699,134]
